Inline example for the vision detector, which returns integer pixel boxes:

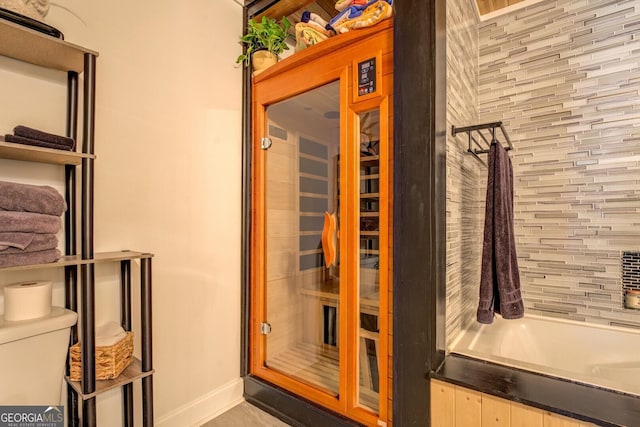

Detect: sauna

[244,3,394,426]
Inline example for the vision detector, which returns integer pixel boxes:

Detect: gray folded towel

[0,181,66,216]
[0,232,35,250]
[0,234,57,254]
[4,134,73,151]
[0,211,61,234]
[0,248,61,267]
[14,125,75,150]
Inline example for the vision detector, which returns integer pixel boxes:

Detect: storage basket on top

[69,331,134,381]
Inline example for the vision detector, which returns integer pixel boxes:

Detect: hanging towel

[0,180,66,216]
[477,142,524,324]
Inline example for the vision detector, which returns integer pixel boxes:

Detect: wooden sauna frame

[249,20,394,427]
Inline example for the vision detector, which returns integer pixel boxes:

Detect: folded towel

[335,0,368,12]
[4,134,73,151]
[14,125,75,150]
[0,181,66,216]
[95,321,128,347]
[0,248,61,268]
[0,232,35,250]
[300,14,332,33]
[330,0,393,34]
[0,211,61,234]
[329,4,365,32]
[301,11,332,30]
[299,19,327,34]
[295,22,334,51]
[0,234,57,254]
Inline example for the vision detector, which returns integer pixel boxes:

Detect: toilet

[0,306,77,404]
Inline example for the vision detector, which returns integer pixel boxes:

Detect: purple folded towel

[14,125,75,149]
[0,248,61,267]
[0,234,57,254]
[0,181,66,216]
[0,232,35,250]
[0,211,61,234]
[4,134,73,151]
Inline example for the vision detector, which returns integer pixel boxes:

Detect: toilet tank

[0,307,77,405]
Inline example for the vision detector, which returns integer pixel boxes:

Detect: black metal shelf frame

[64,51,154,427]
[0,20,154,427]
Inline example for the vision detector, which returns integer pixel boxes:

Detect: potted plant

[236,16,293,76]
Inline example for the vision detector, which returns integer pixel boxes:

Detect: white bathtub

[450,314,640,397]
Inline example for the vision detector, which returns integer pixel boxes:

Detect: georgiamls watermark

[0,406,63,427]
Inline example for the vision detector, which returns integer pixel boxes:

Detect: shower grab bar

[452,121,513,165]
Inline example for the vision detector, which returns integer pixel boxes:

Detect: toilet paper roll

[3,281,52,321]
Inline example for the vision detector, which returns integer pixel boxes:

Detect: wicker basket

[69,332,134,381]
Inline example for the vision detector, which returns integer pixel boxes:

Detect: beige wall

[0,1,244,425]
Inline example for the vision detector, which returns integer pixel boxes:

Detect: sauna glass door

[262,80,342,397]
[251,54,391,426]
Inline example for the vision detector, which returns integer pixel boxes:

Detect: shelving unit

[0,251,151,272]
[67,359,153,400]
[0,19,154,427]
[0,140,94,165]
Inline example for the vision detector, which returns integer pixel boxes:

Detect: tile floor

[202,401,291,427]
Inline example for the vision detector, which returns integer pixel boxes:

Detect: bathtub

[450,314,640,397]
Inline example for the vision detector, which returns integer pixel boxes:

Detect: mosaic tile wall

[478,0,640,328]
[446,0,483,347]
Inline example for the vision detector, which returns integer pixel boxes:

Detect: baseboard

[244,376,359,427]
[156,377,244,427]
